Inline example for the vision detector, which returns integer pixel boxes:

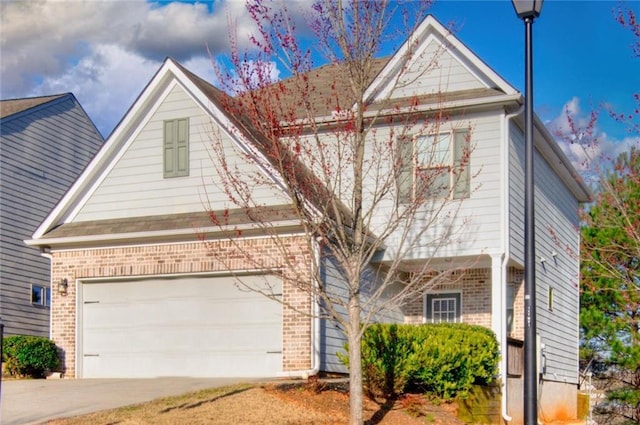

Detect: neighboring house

[0,93,103,336]
[27,16,589,423]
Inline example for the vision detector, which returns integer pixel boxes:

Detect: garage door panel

[81,275,283,378]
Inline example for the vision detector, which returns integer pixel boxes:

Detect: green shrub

[2,335,60,378]
[340,323,499,400]
[407,324,499,399]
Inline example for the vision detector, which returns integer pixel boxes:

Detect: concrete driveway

[0,377,256,425]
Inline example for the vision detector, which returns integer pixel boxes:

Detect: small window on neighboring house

[548,286,554,311]
[397,130,470,203]
[424,292,461,323]
[31,285,50,307]
[507,284,516,335]
[164,118,189,178]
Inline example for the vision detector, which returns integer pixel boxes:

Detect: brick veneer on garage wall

[51,236,312,378]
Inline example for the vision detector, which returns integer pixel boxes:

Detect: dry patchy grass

[43,381,465,425]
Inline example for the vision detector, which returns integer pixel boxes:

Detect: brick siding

[403,268,492,329]
[50,236,312,378]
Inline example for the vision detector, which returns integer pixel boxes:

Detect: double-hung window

[424,292,461,323]
[397,129,470,203]
[164,118,189,178]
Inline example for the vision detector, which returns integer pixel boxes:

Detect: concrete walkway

[0,377,255,425]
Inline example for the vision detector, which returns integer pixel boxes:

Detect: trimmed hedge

[340,323,500,400]
[2,335,60,378]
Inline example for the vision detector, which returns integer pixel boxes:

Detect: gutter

[284,93,522,128]
[500,104,524,423]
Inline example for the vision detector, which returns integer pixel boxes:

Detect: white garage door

[80,274,282,378]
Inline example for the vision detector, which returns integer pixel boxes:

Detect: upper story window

[164,118,189,178]
[397,129,470,203]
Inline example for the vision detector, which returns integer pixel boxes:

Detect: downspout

[40,247,54,340]
[278,236,321,378]
[501,104,524,423]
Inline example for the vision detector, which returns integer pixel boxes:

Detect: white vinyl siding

[508,123,525,263]
[390,40,486,100]
[74,84,288,221]
[508,120,581,384]
[383,112,503,260]
[533,150,581,384]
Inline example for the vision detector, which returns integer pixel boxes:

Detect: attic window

[164,118,189,178]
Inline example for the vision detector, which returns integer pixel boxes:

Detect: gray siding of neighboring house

[508,121,580,384]
[0,94,103,336]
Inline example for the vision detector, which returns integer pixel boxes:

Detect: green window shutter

[453,130,470,199]
[396,136,414,204]
[164,120,176,177]
[163,118,189,178]
[176,118,189,176]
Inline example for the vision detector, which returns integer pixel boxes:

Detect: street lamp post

[511,1,543,424]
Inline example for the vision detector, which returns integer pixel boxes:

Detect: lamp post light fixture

[511,1,543,424]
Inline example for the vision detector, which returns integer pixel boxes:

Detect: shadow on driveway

[0,377,258,425]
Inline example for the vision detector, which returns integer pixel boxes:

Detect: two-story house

[0,93,103,336]
[26,16,589,423]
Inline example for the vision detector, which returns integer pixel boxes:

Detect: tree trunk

[348,295,364,425]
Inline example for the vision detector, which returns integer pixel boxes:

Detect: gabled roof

[30,57,353,243]
[29,14,590,244]
[0,93,68,120]
[364,15,517,103]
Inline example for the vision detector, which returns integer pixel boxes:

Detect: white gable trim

[66,80,181,223]
[32,58,291,241]
[363,15,517,104]
[33,59,177,239]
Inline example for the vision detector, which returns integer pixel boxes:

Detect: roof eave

[26,219,306,250]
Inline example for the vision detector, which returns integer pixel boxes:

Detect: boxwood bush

[2,335,60,378]
[340,323,499,400]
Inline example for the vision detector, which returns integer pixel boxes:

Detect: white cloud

[548,97,640,184]
[0,0,266,134]
[29,44,161,137]
[0,0,316,135]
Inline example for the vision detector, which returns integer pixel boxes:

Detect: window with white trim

[31,285,50,307]
[424,292,461,323]
[397,130,470,203]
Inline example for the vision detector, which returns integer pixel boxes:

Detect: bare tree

[201,1,476,423]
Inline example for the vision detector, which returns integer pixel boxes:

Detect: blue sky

[430,0,639,141]
[1,0,638,160]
